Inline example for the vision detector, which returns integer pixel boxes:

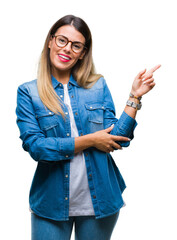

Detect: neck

[52,68,71,84]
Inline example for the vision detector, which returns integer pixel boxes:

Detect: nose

[63,41,72,53]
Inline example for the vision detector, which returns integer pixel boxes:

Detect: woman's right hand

[91,125,130,153]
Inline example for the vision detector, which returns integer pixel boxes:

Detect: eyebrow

[55,34,85,45]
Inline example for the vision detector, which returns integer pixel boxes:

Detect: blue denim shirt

[16,75,137,221]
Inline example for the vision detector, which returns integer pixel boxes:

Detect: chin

[53,64,72,73]
[55,62,76,72]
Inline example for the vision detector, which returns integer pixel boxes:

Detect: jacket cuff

[58,137,75,160]
[118,111,137,135]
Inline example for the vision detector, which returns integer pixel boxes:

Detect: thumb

[104,124,114,133]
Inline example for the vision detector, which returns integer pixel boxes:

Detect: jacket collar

[51,74,81,89]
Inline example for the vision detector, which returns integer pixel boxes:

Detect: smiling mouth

[58,54,71,61]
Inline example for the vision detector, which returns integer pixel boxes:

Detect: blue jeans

[31,212,119,240]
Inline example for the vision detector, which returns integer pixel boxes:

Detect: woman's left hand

[131,64,161,97]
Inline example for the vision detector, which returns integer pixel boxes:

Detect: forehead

[55,25,85,43]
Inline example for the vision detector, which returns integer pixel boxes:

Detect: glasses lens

[56,36,68,47]
[72,42,84,53]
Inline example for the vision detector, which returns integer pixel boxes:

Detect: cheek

[49,47,58,64]
[70,57,81,68]
[49,51,55,66]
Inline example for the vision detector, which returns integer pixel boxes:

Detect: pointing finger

[149,64,161,73]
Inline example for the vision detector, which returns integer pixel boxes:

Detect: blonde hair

[37,15,102,118]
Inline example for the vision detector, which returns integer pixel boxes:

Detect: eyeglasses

[52,35,87,54]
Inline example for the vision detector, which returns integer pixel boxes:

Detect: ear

[48,36,53,49]
[79,50,86,60]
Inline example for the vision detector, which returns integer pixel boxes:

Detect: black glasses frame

[52,34,87,53]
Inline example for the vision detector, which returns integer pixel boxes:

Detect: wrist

[83,133,96,148]
[129,95,141,104]
[88,133,96,147]
[127,92,142,110]
[128,96,140,104]
[130,90,142,98]
[74,133,96,153]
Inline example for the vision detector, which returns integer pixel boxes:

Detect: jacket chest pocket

[35,110,59,137]
[85,103,105,132]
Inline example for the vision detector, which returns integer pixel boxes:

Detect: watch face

[126,100,142,110]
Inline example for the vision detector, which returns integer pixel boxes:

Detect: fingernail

[128,138,131,141]
[111,124,114,128]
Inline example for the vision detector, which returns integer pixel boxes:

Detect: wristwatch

[126,100,142,110]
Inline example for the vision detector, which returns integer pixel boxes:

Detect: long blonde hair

[37,15,102,118]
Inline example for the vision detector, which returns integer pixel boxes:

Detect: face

[48,25,86,75]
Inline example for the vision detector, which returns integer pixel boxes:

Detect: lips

[58,54,71,62]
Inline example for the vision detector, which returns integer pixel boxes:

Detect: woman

[16,15,160,240]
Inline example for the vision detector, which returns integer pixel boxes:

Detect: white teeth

[59,55,70,60]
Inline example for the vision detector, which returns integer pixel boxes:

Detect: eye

[57,36,67,46]
[73,43,81,49]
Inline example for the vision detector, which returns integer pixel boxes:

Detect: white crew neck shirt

[63,84,95,216]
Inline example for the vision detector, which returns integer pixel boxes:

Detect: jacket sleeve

[103,78,137,148]
[16,84,75,162]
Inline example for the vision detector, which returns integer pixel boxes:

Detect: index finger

[111,135,131,141]
[149,64,161,73]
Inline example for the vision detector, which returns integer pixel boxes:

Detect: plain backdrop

[1,0,176,239]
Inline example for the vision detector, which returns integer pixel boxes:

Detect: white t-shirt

[63,84,95,216]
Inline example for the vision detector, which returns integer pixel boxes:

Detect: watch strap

[129,93,142,101]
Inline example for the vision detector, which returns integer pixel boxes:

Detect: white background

[1,0,177,239]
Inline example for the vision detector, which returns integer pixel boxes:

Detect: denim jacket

[16,75,137,221]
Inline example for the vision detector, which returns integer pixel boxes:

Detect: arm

[16,84,75,162]
[103,65,161,147]
[75,65,161,154]
[103,78,137,148]
[125,64,161,119]
[74,127,130,153]
[74,76,138,154]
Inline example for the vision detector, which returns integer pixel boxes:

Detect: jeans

[31,212,119,240]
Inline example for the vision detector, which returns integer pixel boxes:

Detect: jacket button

[65,155,69,158]
[93,195,96,199]
[85,153,88,157]
[80,133,83,136]
[71,95,74,98]
[65,197,68,200]
[65,174,68,178]
[89,174,92,177]
[75,112,78,115]
[90,106,93,109]
[67,133,70,136]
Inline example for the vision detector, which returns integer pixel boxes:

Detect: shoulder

[18,79,37,90]
[87,76,107,90]
[17,79,38,96]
